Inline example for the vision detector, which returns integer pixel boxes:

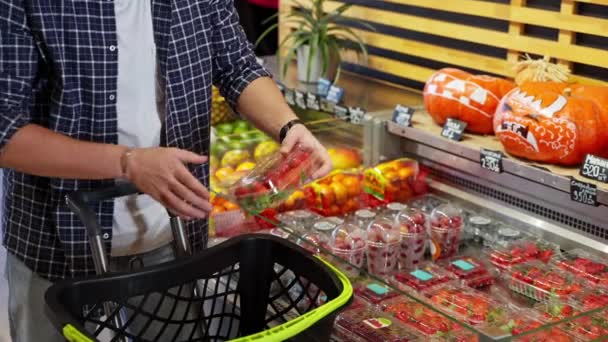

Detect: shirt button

[109,94,115,101]
[109,45,117,52]
[102,233,110,240]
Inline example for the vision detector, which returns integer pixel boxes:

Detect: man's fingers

[160,190,207,219]
[280,133,298,154]
[169,178,212,213]
[175,164,210,200]
[173,148,208,164]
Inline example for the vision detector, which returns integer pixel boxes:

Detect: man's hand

[280,124,332,179]
[125,147,212,220]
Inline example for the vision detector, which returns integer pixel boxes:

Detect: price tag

[441,118,467,141]
[284,88,295,106]
[326,85,345,104]
[317,78,332,97]
[570,177,598,207]
[306,92,320,111]
[294,90,307,109]
[319,98,335,113]
[580,154,608,183]
[392,104,415,127]
[480,148,503,173]
[334,104,349,120]
[349,106,366,124]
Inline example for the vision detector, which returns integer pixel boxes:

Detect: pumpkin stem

[513,54,571,85]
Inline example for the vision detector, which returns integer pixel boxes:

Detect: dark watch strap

[279,119,303,143]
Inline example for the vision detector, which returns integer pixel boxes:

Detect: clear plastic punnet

[429,204,464,260]
[559,308,608,341]
[392,262,455,293]
[438,255,497,289]
[330,222,367,277]
[354,279,401,305]
[395,207,428,270]
[486,239,558,270]
[226,145,314,214]
[334,307,421,342]
[366,217,401,278]
[573,287,608,311]
[507,261,584,301]
[426,284,510,326]
[551,248,608,287]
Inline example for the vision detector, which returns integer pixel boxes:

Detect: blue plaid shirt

[0,0,269,281]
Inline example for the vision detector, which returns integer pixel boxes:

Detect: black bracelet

[279,119,303,143]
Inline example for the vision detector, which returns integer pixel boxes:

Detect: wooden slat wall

[278,0,608,90]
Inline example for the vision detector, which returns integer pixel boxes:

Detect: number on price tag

[580,154,608,184]
[570,178,598,207]
[306,92,320,111]
[284,89,295,106]
[334,105,349,120]
[392,105,415,127]
[441,118,467,141]
[480,149,503,173]
[294,90,307,109]
[320,98,335,113]
[317,78,332,97]
[326,85,345,104]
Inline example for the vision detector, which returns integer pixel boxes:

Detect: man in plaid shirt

[0,1,331,341]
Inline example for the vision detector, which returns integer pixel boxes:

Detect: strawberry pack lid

[335,307,421,342]
[395,207,427,236]
[430,204,463,231]
[367,218,401,246]
[331,222,367,251]
[393,262,454,292]
[426,284,509,325]
[551,248,608,286]
[226,145,314,214]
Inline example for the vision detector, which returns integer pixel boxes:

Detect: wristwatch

[279,119,303,143]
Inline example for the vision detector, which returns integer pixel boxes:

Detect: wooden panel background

[278,0,608,91]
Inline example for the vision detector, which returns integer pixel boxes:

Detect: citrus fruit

[342,176,361,197]
[236,161,256,172]
[215,167,235,183]
[254,141,280,162]
[331,182,348,204]
[221,150,250,167]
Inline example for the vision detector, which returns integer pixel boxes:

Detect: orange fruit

[398,167,414,180]
[318,184,336,208]
[332,173,346,183]
[342,176,361,197]
[331,182,348,204]
[223,201,239,211]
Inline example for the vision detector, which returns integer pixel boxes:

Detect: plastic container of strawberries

[429,204,464,260]
[380,296,466,338]
[354,279,401,305]
[225,145,314,215]
[550,248,608,287]
[479,307,545,337]
[573,287,608,311]
[329,222,367,278]
[333,307,422,342]
[507,261,584,301]
[363,158,419,205]
[425,284,510,326]
[559,308,608,341]
[392,262,455,293]
[486,239,558,270]
[438,255,497,289]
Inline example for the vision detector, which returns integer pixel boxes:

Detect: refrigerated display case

[209,59,608,341]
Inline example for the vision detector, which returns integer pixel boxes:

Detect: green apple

[210,142,229,157]
[228,140,248,150]
[234,120,250,131]
[216,123,234,136]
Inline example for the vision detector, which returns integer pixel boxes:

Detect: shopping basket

[45,183,353,342]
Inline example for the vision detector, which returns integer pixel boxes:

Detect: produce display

[330,222,367,277]
[489,314,544,336]
[535,301,579,322]
[494,81,608,165]
[333,307,421,342]
[392,263,454,292]
[439,256,496,289]
[508,261,584,301]
[551,249,608,286]
[429,204,463,260]
[366,218,401,278]
[381,296,466,338]
[426,285,509,325]
[210,86,235,125]
[561,309,608,341]
[514,327,577,342]
[423,68,515,134]
[575,288,608,311]
[354,280,401,304]
[327,147,363,170]
[487,239,556,270]
[363,158,419,204]
[226,146,314,214]
[394,207,427,271]
[305,170,365,217]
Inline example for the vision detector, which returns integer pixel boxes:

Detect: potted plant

[256,0,373,84]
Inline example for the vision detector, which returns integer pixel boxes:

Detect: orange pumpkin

[494,82,608,165]
[424,68,515,134]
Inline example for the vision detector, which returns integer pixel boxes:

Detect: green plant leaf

[282,35,309,79]
[328,26,369,62]
[254,22,279,48]
[261,12,279,25]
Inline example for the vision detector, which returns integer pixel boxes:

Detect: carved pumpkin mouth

[496,121,539,152]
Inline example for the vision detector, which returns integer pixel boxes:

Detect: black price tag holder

[441,118,467,141]
[570,177,599,207]
[392,105,415,127]
[580,154,608,184]
[480,149,504,174]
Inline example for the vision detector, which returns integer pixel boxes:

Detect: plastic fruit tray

[330,222,367,278]
[380,296,465,338]
[513,327,579,342]
[226,146,314,214]
[392,263,455,292]
[429,204,464,260]
[395,208,428,270]
[574,288,608,311]
[486,239,558,270]
[551,248,608,287]
[366,218,401,278]
[354,280,401,304]
[479,308,544,337]
[425,284,510,326]
[507,261,584,301]
[334,307,421,342]
[534,300,581,322]
[438,256,497,289]
[306,170,365,217]
[363,158,419,204]
[560,308,608,341]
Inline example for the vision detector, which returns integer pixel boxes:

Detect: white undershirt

[112,0,172,256]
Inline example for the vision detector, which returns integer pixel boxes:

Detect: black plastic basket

[45,223,352,341]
